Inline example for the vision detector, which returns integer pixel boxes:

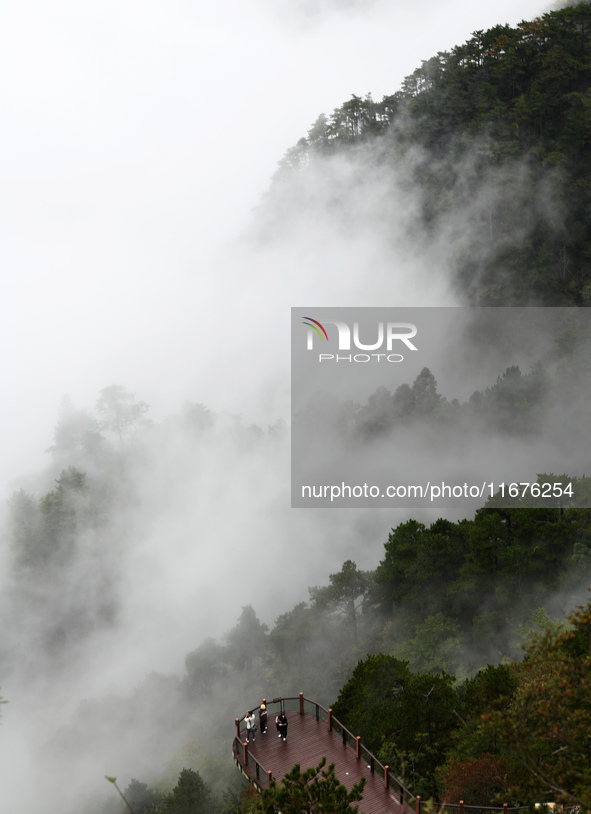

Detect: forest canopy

[267,2,591,307]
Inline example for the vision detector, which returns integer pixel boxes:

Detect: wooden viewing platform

[233,694,528,814]
[233,694,415,814]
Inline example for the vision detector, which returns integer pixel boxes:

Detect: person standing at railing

[245,711,256,743]
[276,711,288,741]
[259,700,268,734]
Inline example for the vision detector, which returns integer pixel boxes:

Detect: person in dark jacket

[259,700,268,734]
[276,711,288,741]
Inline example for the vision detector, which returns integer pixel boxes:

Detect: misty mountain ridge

[3,4,591,813]
[260,1,591,308]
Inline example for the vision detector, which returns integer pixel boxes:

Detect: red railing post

[356,736,361,759]
[328,708,332,732]
[416,794,421,814]
[503,805,508,814]
[267,770,272,786]
[299,692,304,715]
[460,801,463,814]
[243,741,249,767]
[235,718,241,739]
[384,765,389,790]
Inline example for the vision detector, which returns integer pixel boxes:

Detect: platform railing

[436,805,531,814]
[232,735,273,791]
[234,693,531,811]
[234,693,416,803]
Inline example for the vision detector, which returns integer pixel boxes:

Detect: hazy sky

[0,0,554,490]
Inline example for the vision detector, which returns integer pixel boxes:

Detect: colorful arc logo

[302,317,329,341]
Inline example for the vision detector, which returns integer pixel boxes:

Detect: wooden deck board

[235,711,414,813]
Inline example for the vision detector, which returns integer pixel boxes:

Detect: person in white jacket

[245,711,256,743]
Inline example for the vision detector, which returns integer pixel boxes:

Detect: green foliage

[96,385,150,446]
[225,606,268,672]
[482,598,591,808]
[39,467,89,561]
[185,639,228,696]
[309,560,371,645]
[441,666,517,772]
[468,365,548,435]
[410,368,444,417]
[267,603,314,665]
[8,489,42,572]
[270,2,591,306]
[256,758,365,813]
[462,507,575,598]
[331,654,412,748]
[9,467,91,575]
[120,779,163,814]
[394,613,462,675]
[374,518,467,622]
[50,395,103,455]
[518,607,564,647]
[160,769,217,814]
[461,664,517,720]
[332,654,458,793]
[439,753,515,804]
[356,368,447,439]
[265,599,349,703]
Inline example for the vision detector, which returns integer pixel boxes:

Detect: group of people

[244,699,288,743]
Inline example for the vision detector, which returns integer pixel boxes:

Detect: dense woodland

[3,3,591,813]
[295,352,591,493]
[265,1,591,308]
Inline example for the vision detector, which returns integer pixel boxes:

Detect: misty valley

[2,371,590,813]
